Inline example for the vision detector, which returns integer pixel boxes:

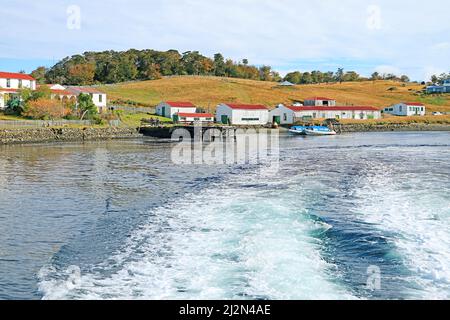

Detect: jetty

[139,125,239,141]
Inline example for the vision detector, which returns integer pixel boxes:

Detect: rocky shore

[339,123,450,133]
[0,127,142,145]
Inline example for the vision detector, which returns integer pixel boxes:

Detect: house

[269,105,306,124]
[292,106,381,120]
[278,81,295,87]
[66,87,107,113]
[39,84,77,102]
[177,113,214,123]
[156,101,197,121]
[0,71,36,109]
[427,79,450,94]
[384,102,426,116]
[303,97,336,107]
[216,103,269,125]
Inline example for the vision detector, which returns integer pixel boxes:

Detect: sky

[0,0,449,81]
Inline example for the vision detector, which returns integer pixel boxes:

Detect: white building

[156,101,198,120]
[178,113,214,123]
[269,105,305,124]
[67,87,108,113]
[0,71,36,109]
[216,103,269,125]
[384,102,426,116]
[293,106,382,120]
[303,97,336,107]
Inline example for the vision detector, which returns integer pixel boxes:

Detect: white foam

[353,161,450,299]
[39,171,355,300]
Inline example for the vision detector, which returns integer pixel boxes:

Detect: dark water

[0,132,449,300]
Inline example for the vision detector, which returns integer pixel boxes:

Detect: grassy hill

[100,76,450,113]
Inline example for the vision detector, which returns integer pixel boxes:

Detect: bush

[4,97,24,115]
[23,98,69,120]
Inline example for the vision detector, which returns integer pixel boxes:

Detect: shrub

[23,98,69,120]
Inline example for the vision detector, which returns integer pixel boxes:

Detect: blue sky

[0,0,449,81]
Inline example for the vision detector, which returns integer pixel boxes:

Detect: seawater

[0,132,449,300]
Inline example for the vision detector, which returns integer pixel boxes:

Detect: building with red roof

[303,97,336,107]
[216,103,269,125]
[177,113,214,123]
[66,86,108,113]
[270,104,381,124]
[156,101,198,120]
[0,71,37,109]
[384,102,426,117]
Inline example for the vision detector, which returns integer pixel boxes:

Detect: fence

[0,119,121,128]
[110,105,155,114]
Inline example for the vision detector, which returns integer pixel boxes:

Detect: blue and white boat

[289,126,308,135]
[304,126,337,136]
[289,125,337,136]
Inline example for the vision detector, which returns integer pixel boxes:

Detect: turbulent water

[0,132,449,300]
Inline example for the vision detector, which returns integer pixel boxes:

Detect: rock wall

[339,123,450,133]
[0,127,142,145]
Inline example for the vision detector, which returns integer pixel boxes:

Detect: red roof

[404,102,424,106]
[292,106,380,112]
[304,97,335,101]
[51,89,75,96]
[178,113,214,118]
[286,106,305,112]
[224,103,268,110]
[166,101,196,108]
[0,71,35,81]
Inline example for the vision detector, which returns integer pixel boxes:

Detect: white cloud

[0,0,449,81]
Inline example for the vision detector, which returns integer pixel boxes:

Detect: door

[273,116,281,125]
[161,106,166,117]
[221,115,229,124]
[172,114,179,123]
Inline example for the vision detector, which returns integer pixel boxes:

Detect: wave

[38,169,355,300]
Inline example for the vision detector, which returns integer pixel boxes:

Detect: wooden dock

[139,125,239,141]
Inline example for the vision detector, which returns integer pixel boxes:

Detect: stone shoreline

[339,123,450,133]
[1,123,449,145]
[0,127,142,145]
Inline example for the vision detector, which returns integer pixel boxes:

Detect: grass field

[100,76,450,113]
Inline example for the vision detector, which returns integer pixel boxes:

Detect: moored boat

[304,126,337,136]
[289,126,307,135]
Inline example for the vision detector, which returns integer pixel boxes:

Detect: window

[194,118,200,121]
[241,118,260,121]
[283,113,287,121]
[18,80,22,88]
[6,79,10,88]
[99,94,103,103]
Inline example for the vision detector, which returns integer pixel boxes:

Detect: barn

[216,103,269,125]
[383,102,426,116]
[156,101,197,121]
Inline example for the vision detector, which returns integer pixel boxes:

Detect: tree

[213,53,226,76]
[335,68,345,83]
[145,63,162,80]
[77,93,98,119]
[67,63,95,85]
[31,66,48,84]
[400,75,410,83]
[371,72,382,81]
[430,75,439,84]
[284,71,302,84]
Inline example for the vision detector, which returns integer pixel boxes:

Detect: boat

[304,126,337,136]
[289,126,307,135]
